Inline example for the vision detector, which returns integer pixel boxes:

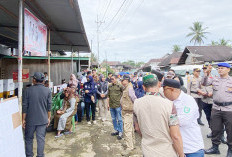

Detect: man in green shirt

[108,75,124,140]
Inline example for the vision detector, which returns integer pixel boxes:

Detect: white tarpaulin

[0,97,26,157]
[24,8,47,56]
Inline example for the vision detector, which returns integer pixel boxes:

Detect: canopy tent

[0,0,90,52]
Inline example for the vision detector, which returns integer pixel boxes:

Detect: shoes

[64,131,73,135]
[207,132,212,138]
[55,133,64,138]
[111,131,119,136]
[93,120,97,124]
[117,132,123,140]
[197,119,204,126]
[221,135,227,144]
[205,144,220,154]
[227,148,232,157]
[87,121,91,125]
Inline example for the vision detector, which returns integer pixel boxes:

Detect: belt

[191,91,198,94]
[214,101,232,106]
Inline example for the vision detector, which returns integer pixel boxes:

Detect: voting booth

[0,97,26,157]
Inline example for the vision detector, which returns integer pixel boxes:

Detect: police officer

[187,68,204,125]
[203,63,232,157]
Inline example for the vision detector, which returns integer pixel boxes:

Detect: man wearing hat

[203,63,232,157]
[163,79,204,157]
[22,72,52,157]
[134,75,185,157]
[120,74,137,155]
[187,68,205,125]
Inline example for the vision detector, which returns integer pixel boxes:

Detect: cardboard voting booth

[0,97,26,157]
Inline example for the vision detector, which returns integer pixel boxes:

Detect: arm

[133,113,141,137]
[47,91,52,127]
[170,125,185,157]
[187,77,191,95]
[22,89,29,129]
[96,84,101,95]
[129,87,137,103]
[103,82,109,95]
[66,98,76,113]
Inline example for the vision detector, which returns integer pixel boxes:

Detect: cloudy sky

[78,0,232,63]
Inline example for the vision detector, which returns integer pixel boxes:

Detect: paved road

[35,110,228,157]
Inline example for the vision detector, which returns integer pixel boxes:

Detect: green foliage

[210,38,231,47]
[172,45,181,52]
[186,22,209,45]
[122,60,145,68]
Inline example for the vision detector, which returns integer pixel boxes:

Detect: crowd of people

[22,62,232,157]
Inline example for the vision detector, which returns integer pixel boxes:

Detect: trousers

[25,124,47,157]
[98,99,108,120]
[194,98,203,120]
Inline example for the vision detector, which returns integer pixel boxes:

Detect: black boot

[197,118,204,126]
[205,144,220,154]
[221,134,227,144]
[207,132,212,138]
[227,148,232,157]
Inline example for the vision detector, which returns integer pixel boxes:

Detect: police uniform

[187,68,204,125]
[203,63,232,156]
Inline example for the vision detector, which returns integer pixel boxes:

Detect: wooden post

[48,29,51,82]
[18,0,23,111]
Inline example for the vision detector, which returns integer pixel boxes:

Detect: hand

[47,118,50,128]
[22,119,26,129]
[208,92,213,97]
[85,90,89,94]
[108,105,110,111]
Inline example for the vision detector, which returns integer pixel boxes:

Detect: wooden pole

[48,29,51,82]
[18,0,23,111]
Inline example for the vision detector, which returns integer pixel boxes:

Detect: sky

[78,0,232,63]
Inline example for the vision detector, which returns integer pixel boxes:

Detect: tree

[91,53,97,63]
[186,22,209,45]
[172,45,181,52]
[218,38,231,46]
[210,40,218,46]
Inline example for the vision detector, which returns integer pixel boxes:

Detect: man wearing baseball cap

[22,72,52,157]
[134,75,184,157]
[203,63,232,157]
[120,74,137,155]
[187,68,205,126]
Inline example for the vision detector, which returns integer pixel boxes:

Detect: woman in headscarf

[97,75,109,121]
[83,75,97,125]
[68,74,78,89]
[135,81,145,98]
[54,87,78,138]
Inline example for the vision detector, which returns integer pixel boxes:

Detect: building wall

[1,58,78,86]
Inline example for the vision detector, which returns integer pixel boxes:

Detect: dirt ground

[32,110,227,157]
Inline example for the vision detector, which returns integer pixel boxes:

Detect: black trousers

[85,102,96,121]
[202,102,212,127]
[194,98,203,120]
[211,109,232,148]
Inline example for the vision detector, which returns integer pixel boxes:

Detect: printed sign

[24,8,47,56]
[13,69,30,82]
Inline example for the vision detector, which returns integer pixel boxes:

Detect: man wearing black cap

[163,79,204,157]
[22,72,52,157]
[120,74,137,155]
[187,68,205,126]
[203,63,232,157]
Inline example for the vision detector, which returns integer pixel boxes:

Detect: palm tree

[186,22,209,45]
[218,38,231,46]
[210,40,218,46]
[172,45,181,52]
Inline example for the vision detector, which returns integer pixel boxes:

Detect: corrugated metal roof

[0,0,90,52]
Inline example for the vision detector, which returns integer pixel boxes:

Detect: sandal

[64,131,73,135]
[55,133,64,138]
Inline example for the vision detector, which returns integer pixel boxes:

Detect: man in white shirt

[163,79,204,157]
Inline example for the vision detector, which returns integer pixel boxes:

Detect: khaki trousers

[98,99,108,120]
[122,111,135,150]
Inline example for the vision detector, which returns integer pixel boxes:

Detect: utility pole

[90,39,93,69]
[105,51,108,76]
[96,15,104,69]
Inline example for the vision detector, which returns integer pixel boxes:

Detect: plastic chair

[72,116,75,132]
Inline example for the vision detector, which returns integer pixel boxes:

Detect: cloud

[79,0,232,62]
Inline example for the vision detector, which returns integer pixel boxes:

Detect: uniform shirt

[134,95,179,157]
[201,84,213,104]
[173,91,204,154]
[22,83,52,125]
[108,82,123,108]
[187,76,202,98]
[83,81,97,103]
[202,75,232,111]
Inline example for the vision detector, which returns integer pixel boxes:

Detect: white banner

[24,8,47,56]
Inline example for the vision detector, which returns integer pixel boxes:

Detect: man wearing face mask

[203,63,232,157]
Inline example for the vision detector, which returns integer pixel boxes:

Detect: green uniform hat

[143,74,158,85]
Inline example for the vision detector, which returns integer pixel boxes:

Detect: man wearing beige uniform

[203,63,232,157]
[120,74,137,155]
[134,74,184,157]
